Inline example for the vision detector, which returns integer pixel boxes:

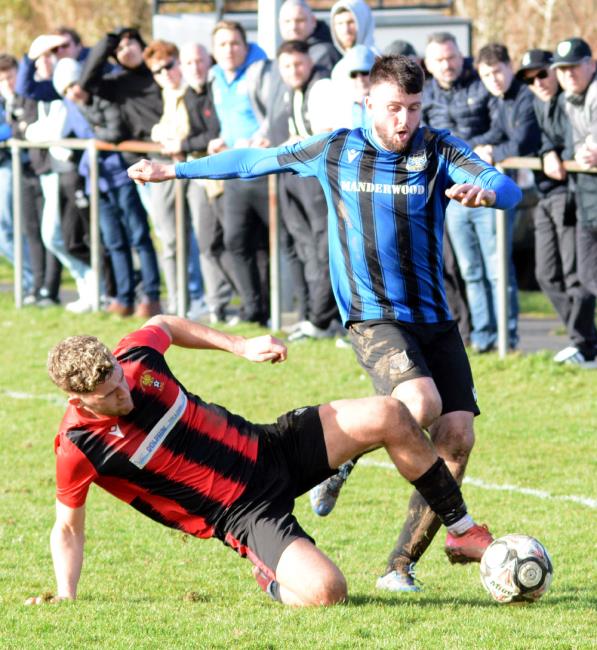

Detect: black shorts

[348,319,480,416]
[213,406,335,579]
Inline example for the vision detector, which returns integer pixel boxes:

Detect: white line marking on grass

[359,458,597,509]
[4,390,66,406]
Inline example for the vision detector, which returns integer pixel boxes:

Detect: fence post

[86,141,101,311]
[496,207,509,358]
[10,141,23,308]
[268,174,281,332]
[175,178,187,318]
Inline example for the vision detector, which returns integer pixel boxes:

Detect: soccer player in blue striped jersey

[128,55,521,593]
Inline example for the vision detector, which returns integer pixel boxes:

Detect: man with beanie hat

[518,48,596,366]
[552,37,597,304]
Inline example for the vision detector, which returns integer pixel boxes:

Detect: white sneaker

[288,320,335,342]
[553,346,590,365]
[187,298,210,321]
[65,298,92,314]
[376,565,421,593]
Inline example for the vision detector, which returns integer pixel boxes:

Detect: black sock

[411,457,467,527]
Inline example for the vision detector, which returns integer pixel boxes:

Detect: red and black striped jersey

[54,325,259,539]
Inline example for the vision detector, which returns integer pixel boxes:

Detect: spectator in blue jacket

[207,20,271,325]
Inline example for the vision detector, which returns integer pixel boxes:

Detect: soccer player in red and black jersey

[27,315,492,607]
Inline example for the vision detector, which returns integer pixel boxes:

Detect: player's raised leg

[318,396,492,562]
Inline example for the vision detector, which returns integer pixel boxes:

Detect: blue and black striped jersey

[175,126,522,325]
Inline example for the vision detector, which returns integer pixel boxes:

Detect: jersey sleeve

[174,133,332,181]
[55,433,98,508]
[113,325,171,359]
[438,134,523,210]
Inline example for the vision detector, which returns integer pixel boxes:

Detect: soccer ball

[480,534,553,603]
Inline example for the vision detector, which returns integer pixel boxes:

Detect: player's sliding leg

[258,538,347,606]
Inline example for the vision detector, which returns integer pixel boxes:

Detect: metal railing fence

[3,137,596,357]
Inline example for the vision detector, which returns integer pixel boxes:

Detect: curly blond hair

[48,336,115,393]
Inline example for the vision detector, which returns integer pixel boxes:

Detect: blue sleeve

[175,133,330,181]
[16,55,60,102]
[0,123,11,141]
[439,135,522,210]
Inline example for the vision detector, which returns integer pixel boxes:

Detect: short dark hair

[369,55,424,94]
[476,43,511,67]
[0,53,18,72]
[212,20,247,47]
[277,39,310,58]
[54,26,82,46]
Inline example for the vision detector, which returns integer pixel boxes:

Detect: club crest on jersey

[405,150,427,171]
[346,148,359,163]
[140,371,164,392]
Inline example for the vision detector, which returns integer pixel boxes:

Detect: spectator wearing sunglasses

[142,40,206,319]
[517,48,596,366]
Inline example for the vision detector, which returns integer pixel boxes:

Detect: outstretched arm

[145,315,287,364]
[25,501,86,605]
[128,133,330,185]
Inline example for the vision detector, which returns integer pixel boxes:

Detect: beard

[373,119,418,154]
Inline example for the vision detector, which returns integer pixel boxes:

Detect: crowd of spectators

[0,0,595,362]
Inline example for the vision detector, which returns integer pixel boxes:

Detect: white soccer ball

[480,534,553,603]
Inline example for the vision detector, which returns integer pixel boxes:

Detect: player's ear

[68,395,82,408]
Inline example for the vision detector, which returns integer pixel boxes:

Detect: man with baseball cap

[551,38,597,311]
[517,48,596,366]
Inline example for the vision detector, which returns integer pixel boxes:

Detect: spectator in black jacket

[518,48,596,365]
[462,42,541,352]
[77,27,162,220]
[275,40,340,341]
[422,32,501,349]
[78,28,162,156]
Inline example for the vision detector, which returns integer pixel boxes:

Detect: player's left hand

[445,184,496,207]
[242,335,288,364]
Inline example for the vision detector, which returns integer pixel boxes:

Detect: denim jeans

[99,182,161,306]
[446,201,519,350]
[0,159,34,293]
